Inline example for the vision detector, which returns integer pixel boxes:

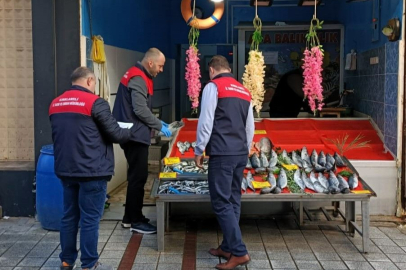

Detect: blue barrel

[36,145,64,231]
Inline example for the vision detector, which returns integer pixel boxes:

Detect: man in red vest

[195,55,254,269]
[50,67,132,270]
[113,48,171,234]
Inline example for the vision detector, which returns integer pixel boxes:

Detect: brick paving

[1,215,406,269]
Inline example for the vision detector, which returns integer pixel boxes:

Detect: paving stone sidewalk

[1,216,406,270]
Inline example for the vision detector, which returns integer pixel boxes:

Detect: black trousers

[121,141,149,223]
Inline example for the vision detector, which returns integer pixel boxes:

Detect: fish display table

[153,118,383,252]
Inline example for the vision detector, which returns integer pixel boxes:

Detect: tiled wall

[0,0,34,161]
[345,41,399,156]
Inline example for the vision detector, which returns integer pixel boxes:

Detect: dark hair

[70,67,94,83]
[208,55,230,71]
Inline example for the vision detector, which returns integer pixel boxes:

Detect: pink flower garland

[302,46,324,114]
[185,46,201,110]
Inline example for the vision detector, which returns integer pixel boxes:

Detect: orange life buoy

[181,0,224,30]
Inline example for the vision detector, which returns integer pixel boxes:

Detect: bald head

[141,48,166,77]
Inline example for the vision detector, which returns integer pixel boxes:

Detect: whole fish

[301,146,311,164]
[313,181,329,194]
[314,163,326,173]
[337,175,350,194]
[318,173,329,190]
[292,151,303,168]
[294,169,305,190]
[246,171,255,191]
[259,151,269,168]
[309,171,318,184]
[318,151,326,167]
[326,153,335,165]
[328,171,341,194]
[250,153,261,168]
[256,137,272,158]
[191,141,197,149]
[301,171,315,191]
[177,141,186,155]
[241,177,248,193]
[349,173,359,190]
[282,150,294,165]
[269,150,278,168]
[334,152,346,167]
[246,158,252,169]
[267,173,277,192]
[184,141,191,151]
[325,161,336,172]
[273,187,282,194]
[260,187,272,194]
[302,160,313,173]
[311,149,318,167]
[277,168,288,189]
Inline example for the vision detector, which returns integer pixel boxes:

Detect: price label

[282,164,299,171]
[159,172,177,179]
[254,130,267,135]
[351,190,371,194]
[252,181,271,189]
[164,157,181,165]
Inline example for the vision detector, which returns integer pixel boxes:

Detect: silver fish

[277,168,288,189]
[325,162,336,172]
[256,137,272,158]
[334,152,346,167]
[269,150,278,168]
[349,173,359,190]
[273,187,282,194]
[313,181,328,193]
[318,151,326,167]
[294,169,305,190]
[250,153,261,168]
[326,153,335,165]
[328,171,341,194]
[318,173,329,190]
[309,172,318,184]
[259,151,269,168]
[301,146,311,164]
[184,141,191,151]
[260,187,272,194]
[311,149,318,167]
[301,171,315,191]
[302,160,313,173]
[191,141,197,150]
[337,175,350,194]
[246,158,252,169]
[241,177,248,193]
[292,151,303,167]
[314,163,326,173]
[268,173,277,192]
[246,171,255,191]
[282,150,293,164]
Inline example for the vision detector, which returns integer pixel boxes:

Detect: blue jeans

[208,155,248,257]
[59,178,107,269]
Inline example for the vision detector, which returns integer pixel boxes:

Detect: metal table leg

[345,201,355,236]
[299,201,304,226]
[165,202,170,232]
[361,200,370,253]
[157,201,165,251]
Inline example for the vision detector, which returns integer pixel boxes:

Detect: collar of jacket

[135,62,153,79]
[212,73,234,80]
[70,85,94,94]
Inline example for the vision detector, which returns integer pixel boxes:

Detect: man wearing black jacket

[49,67,132,270]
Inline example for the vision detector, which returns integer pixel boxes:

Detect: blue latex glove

[160,125,172,137]
[161,120,169,127]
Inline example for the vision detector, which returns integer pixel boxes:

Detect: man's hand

[161,120,169,127]
[195,155,204,168]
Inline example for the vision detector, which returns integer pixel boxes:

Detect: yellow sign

[159,172,177,179]
[351,190,371,194]
[252,181,271,189]
[164,157,181,165]
[254,130,267,135]
[282,164,299,171]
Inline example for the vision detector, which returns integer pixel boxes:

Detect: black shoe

[130,222,157,234]
[122,216,150,228]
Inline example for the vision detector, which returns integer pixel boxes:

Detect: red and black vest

[112,63,154,145]
[49,85,115,178]
[206,73,252,156]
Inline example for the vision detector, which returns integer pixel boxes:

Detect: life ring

[181,0,224,30]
